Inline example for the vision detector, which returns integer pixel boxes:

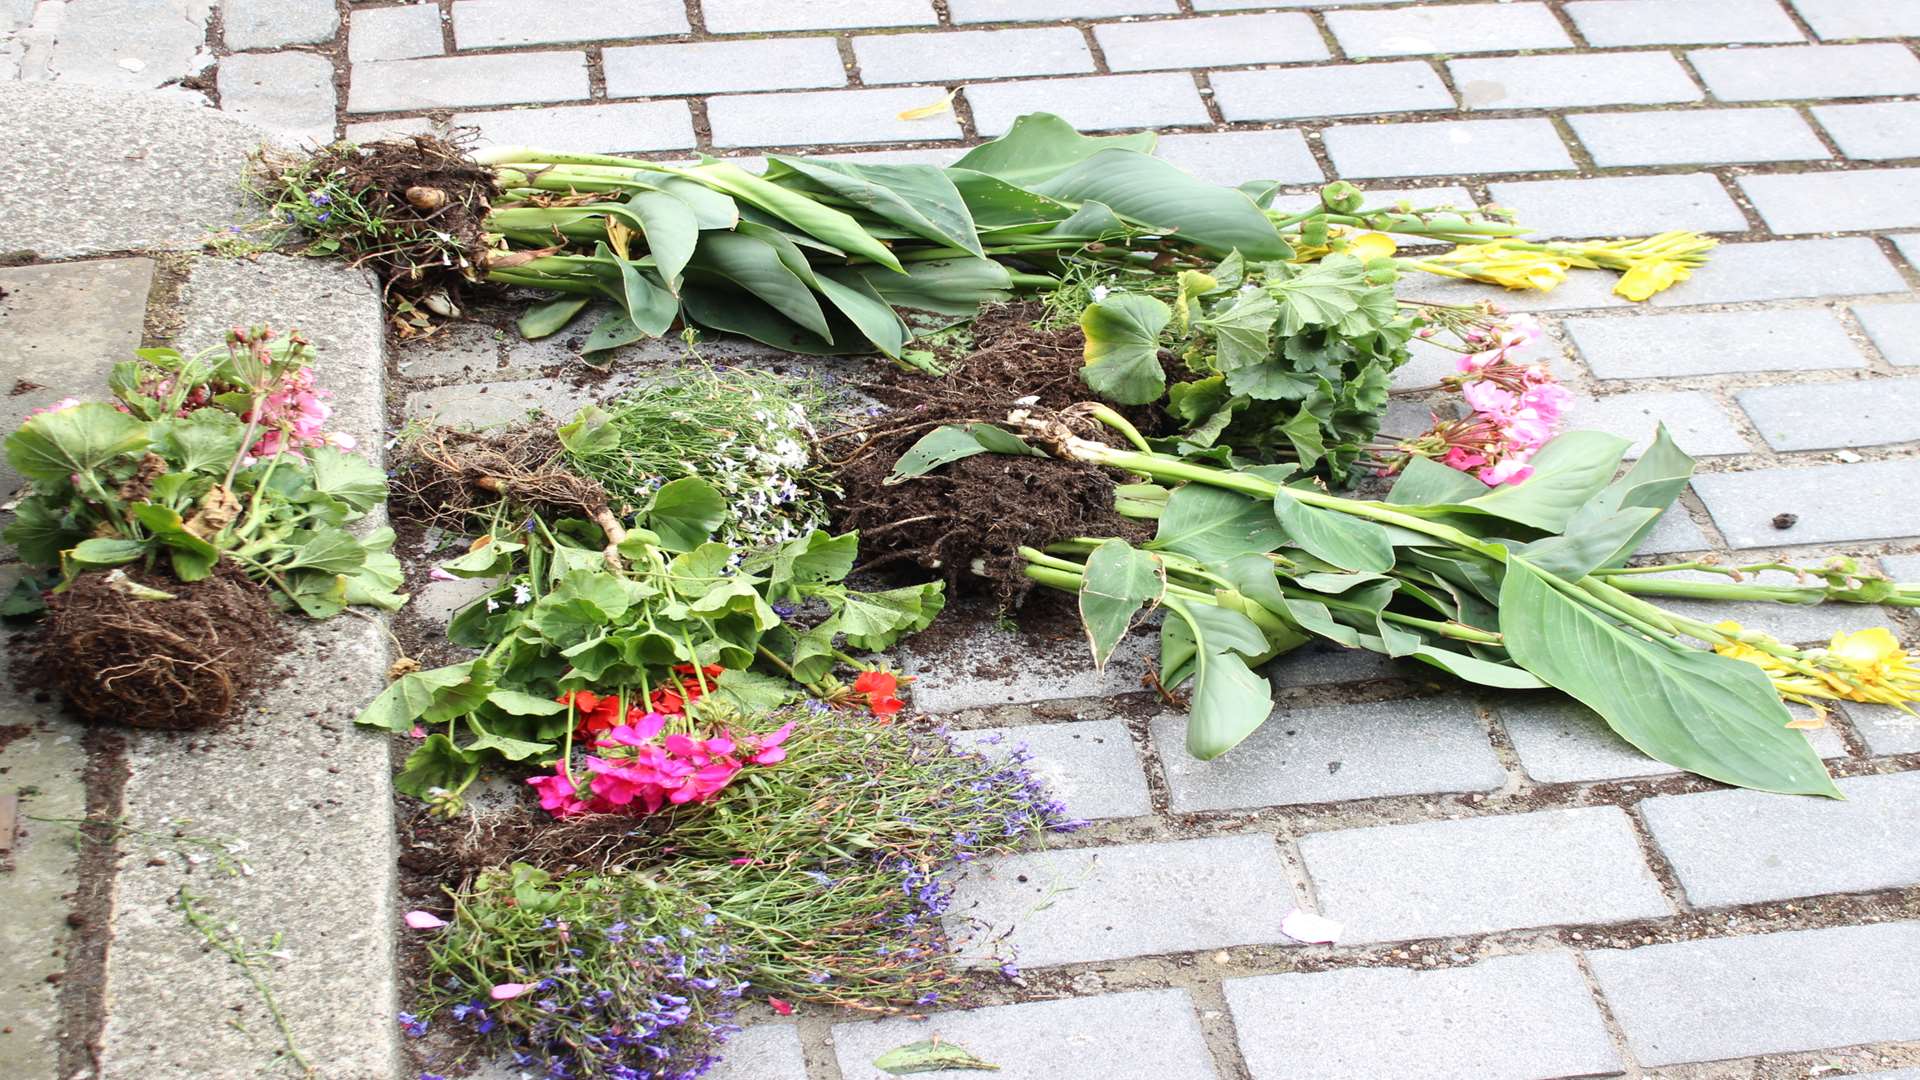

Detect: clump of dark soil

[827,302,1155,603]
[255,134,499,301]
[389,425,610,530]
[26,567,287,730]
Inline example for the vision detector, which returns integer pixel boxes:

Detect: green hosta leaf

[306,445,387,513]
[583,307,653,355]
[518,295,592,340]
[1499,558,1840,797]
[1080,293,1170,405]
[681,287,842,354]
[394,734,480,800]
[6,402,148,486]
[596,241,680,338]
[1149,484,1283,563]
[1453,431,1632,533]
[1196,288,1278,373]
[886,424,1040,483]
[836,581,946,651]
[1077,539,1164,670]
[1272,487,1395,573]
[68,537,148,567]
[768,157,983,257]
[815,268,911,359]
[1517,506,1663,580]
[873,1039,1001,1075]
[1167,599,1275,760]
[1387,456,1490,506]
[1582,423,1696,567]
[1032,149,1289,260]
[628,189,699,291]
[1409,645,1546,689]
[688,232,831,341]
[655,176,740,230]
[951,113,1157,186]
[688,161,904,273]
[644,476,726,552]
[857,258,1014,318]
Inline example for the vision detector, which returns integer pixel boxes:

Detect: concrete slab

[0,258,156,501]
[0,81,265,258]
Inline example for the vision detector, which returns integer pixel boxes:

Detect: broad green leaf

[688,232,832,341]
[816,268,911,358]
[69,537,148,567]
[518,295,592,339]
[998,200,1131,245]
[857,257,1014,318]
[1517,506,1663,579]
[462,719,552,762]
[160,410,245,475]
[768,157,983,257]
[886,424,1040,482]
[583,307,654,355]
[595,241,679,337]
[283,527,368,575]
[628,189,699,291]
[1080,293,1170,405]
[1272,487,1395,573]
[6,403,148,485]
[557,404,622,455]
[688,161,904,272]
[1078,539,1163,670]
[1585,423,1696,567]
[1196,288,1278,373]
[440,538,525,578]
[1500,558,1839,797]
[355,661,491,733]
[394,734,480,800]
[306,445,387,512]
[681,286,849,354]
[644,476,726,552]
[4,498,82,567]
[1114,482,1169,519]
[1032,149,1290,259]
[1408,644,1546,690]
[485,689,567,716]
[1149,484,1283,563]
[1268,256,1369,334]
[712,668,802,714]
[760,530,859,592]
[1450,431,1632,533]
[1278,407,1328,470]
[127,502,220,581]
[655,176,740,230]
[951,113,1158,186]
[1168,599,1276,760]
[1387,456,1491,506]
[836,582,946,651]
[944,168,1077,231]
[873,1039,1001,1075]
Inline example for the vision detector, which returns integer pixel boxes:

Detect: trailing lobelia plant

[892,409,1918,797]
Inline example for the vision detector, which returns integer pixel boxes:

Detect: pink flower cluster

[245,366,356,457]
[1425,319,1572,487]
[526,711,796,819]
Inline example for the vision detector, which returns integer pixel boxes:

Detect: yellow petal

[1614,259,1690,302]
[1347,232,1398,260]
[1828,627,1905,666]
[897,89,958,121]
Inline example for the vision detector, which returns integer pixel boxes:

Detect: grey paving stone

[1693,459,1920,548]
[1225,953,1622,1080]
[1298,807,1671,943]
[702,0,936,32]
[1739,378,1920,451]
[1197,0,1398,6]
[343,116,437,143]
[1635,504,1712,556]
[1565,309,1867,379]
[900,614,1154,712]
[831,990,1218,1080]
[1327,2,1571,58]
[412,573,498,626]
[1880,554,1920,580]
[1791,0,1920,39]
[708,86,964,147]
[1153,696,1505,812]
[709,1025,807,1080]
[1649,237,1906,306]
[1643,771,1920,907]
[216,51,337,145]
[854,27,1092,84]
[1096,12,1328,71]
[1486,174,1747,240]
[956,720,1152,821]
[1846,703,1920,756]
[952,835,1294,966]
[1587,923,1920,1065]
[455,101,696,153]
[347,3,444,62]
[1452,52,1702,110]
[1568,108,1828,167]
[1395,270,1633,313]
[396,320,502,379]
[605,38,845,96]
[1897,233,1920,269]
[1263,642,1414,687]
[1323,118,1574,179]
[0,258,154,499]
[0,81,263,258]
[0,702,87,1078]
[223,0,338,49]
[1566,0,1805,45]
[452,0,687,47]
[406,374,640,427]
[1500,699,1843,785]
[348,51,588,113]
[1565,390,1749,459]
[950,0,1175,19]
[1690,43,1920,100]
[966,73,1211,136]
[1212,61,1454,122]
[1155,129,1322,186]
[1742,169,1920,234]
[1813,102,1920,162]
[44,0,214,91]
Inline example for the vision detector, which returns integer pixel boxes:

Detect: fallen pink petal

[403,910,448,930]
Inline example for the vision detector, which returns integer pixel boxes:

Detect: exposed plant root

[390,425,627,568]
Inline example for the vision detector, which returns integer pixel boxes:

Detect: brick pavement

[7,0,1920,1077]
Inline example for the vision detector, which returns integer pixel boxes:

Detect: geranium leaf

[1079,293,1170,405]
[394,734,481,800]
[6,402,148,485]
[644,476,727,553]
[1077,539,1163,671]
[305,445,387,513]
[835,582,946,651]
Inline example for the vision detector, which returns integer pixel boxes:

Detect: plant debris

[827,303,1152,603]
[25,567,287,729]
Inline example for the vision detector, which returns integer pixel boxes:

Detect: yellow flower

[1614,259,1692,301]
[1346,231,1398,260]
[1715,621,1920,712]
[1425,244,1570,292]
